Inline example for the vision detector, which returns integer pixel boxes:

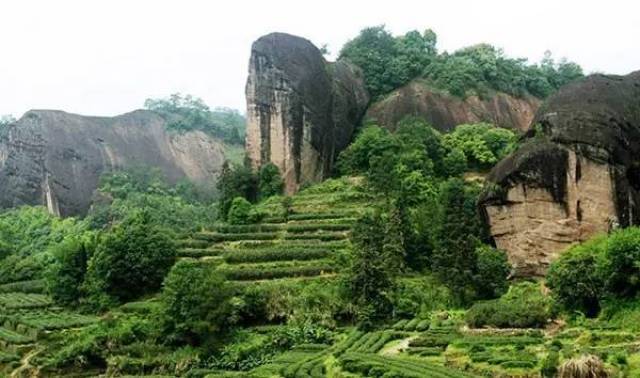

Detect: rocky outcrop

[480,71,640,276]
[0,109,226,216]
[366,80,541,132]
[245,33,369,193]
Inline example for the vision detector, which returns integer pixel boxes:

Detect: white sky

[1,0,639,118]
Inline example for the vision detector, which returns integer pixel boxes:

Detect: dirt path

[10,347,42,378]
[379,335,418,356]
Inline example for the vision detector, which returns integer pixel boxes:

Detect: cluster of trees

[216,161,284,223]
[48,211,176,310]
[547,227,640,317]
[144,93,246,145]
[338,117,514,324]
[87,167,218,231]
[340,25,583,99]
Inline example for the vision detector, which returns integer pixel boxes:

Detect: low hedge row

[194,232,280,242]
[222,264,334,281]
[0,280,46,294]
[223,249,330,264]
[284,233,348,241]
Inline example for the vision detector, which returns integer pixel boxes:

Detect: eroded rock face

[366,80,541,132]
[0,109,226,216]
[245,33,369,193]
[480,72,640,276]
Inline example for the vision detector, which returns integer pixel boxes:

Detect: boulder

[366,79,541,132]
[0,109,226,216]
[245,33,369,193]
[479,71,640,276]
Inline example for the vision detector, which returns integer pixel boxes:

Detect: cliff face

[480,72,640,276]
[0,109,226,216]
[245,33,369,193]
[366,80,541,132]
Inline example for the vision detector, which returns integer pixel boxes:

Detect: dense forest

[1,24,638,378]
[340,26,583,99]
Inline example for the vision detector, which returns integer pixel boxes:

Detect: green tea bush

[228,197,253,225]
[223,264,334,281]
[466,281,552,328]
[223,249,330,264]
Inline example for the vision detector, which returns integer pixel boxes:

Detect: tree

[216,161,257,221]
[144,93,246,145]
[227,197,253,225]
[443,148,467,177]
[603,227,640,298]
[258,163,284,199]
[84,211,176,308]
[474,245,510,300]
[432,179,483,304]
[547,236,607,317]
[346,209,404,327]
[46,233,96,307]
[160,260,234,346]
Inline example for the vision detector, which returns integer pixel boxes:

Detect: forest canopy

[144,93,246,145]
[340,26,583,99]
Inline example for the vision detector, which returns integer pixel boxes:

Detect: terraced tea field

[0,281,100,376]
[176,178,372,284]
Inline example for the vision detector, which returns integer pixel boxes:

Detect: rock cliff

[245,33,369,193]
[480,71,640,276]
[366,80,541,132]
[0,109,226,216]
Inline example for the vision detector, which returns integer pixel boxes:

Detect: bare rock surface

[480,71,640,276]
[0,109,226,216]
[366,79,541,132]
[245,33,369,193]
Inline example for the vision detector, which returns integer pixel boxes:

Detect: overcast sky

[1,0,639,118]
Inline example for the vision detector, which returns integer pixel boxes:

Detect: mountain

[0,109,226,216]
[245,32,369,193]
[480,71,640,276]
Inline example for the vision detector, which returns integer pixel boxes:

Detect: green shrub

[84,211,176,309]
[466,281,552,328]
[474,245,510,299]
[604,227,640,298]
[160,260,234,345]
[228,197,253,225]
[223,249,330,264]
[547,235,607,317]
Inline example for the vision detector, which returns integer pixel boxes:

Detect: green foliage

[258,163,284,199]
[443,148,467,177]
[547,235,607,317]
[46,233,96,306]
[84,211,176,308]
[88,168,217,231]
[160,260,235,346]
[466,282,552,328]
[541,350,560,378]
[442,123,516,170]
[474,245,510,300]
[603,227,640,298]
[547,227,640,318]
[432,178,484,303]
[341,26,583,99]
[391,277,454,319]
[216,161,258,221]
[340,26,437,99]
[0,206,85,284]
[144,93,245,145]
[346,209,404,326]
[228,197,254,225]
[48,315,157,369]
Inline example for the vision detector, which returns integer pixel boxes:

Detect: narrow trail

[10,347,42,378]
[379,335,418,356]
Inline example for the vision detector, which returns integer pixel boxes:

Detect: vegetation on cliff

[340,25,583,100]
[144,93,246,145]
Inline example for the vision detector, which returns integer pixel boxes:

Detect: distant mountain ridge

[0,109,226,216]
